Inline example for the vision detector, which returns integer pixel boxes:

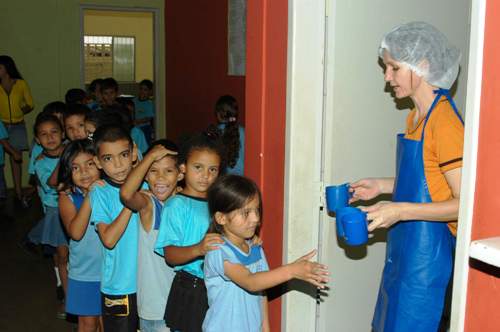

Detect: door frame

[450,0,486,330]
[79,5,166,139]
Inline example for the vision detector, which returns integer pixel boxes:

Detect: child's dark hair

[93,124,133,154]
[215,95,240,168]
[139,79,153,90]
[100,77,119,92]
[64,103,90,123]
[101,104,133,131]
[34,112,63,136]
[207,175,262,234]
[147,139,179,164]
[42,101,66,116]
[88,78,103,94]
[65,88,87,104]
[58,139,96,191]
[179,131,225,168]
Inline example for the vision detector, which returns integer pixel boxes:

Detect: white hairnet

[379,22,461,89]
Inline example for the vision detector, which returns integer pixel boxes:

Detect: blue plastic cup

[325,183,351,212]
[335,207,368,246]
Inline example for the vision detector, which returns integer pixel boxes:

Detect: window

[84,35,135,83]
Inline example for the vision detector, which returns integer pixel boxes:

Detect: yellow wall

[0,0,165,188]
[84,10,154,83]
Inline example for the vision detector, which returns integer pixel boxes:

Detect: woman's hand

[361,201,407,231]
[349,178,383,202]
[21,105,33,114]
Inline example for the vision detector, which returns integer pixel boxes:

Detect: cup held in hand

[325,183,351,212]
[335,207,368,246]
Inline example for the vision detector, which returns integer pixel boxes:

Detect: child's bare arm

[59,193,92,241]
[223,250,329,293]
[262,297,270,332]
[47,162,60,188]
[120,144,176,212]
[164,233,224,266]
[96,208,133,249]
[0,139,21,162]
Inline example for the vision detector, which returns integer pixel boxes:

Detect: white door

[283,1,471,331]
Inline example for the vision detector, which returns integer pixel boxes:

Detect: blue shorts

[66,278,102,316]
[3,122,29,151]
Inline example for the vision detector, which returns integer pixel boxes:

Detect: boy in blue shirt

[89,124,139,332]
[133,79,155,146]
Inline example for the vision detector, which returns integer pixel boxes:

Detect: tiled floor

[0,192,75,332]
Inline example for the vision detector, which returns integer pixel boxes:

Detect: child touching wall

[203,175,329,332]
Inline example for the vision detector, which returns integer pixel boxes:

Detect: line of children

[20,86,329,332]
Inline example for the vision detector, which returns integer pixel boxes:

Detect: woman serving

[350,22,464,332]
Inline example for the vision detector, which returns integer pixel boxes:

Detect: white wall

[320,1,471,331]
[283,0,471,331]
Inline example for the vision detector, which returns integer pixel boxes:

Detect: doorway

[80,6,165,139]
[282,0,473,331]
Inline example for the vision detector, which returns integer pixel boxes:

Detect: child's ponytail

[214,95,240,169]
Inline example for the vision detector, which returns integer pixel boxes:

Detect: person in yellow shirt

[349,23,464,332]
[0,55,34,204]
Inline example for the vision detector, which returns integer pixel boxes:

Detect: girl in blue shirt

[58,139,102,332]
[155,132,225,332]
[203,175,329,332]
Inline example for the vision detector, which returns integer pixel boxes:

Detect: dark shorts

[3,122,29,151]
[102,293,138,332]
[165,270,208,332]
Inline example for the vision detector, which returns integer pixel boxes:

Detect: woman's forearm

[378,178,395,194]
[400,198,459,222]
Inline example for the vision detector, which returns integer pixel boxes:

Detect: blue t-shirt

[133,97,155,123]
[0,122,8,165]
[90,179,139,295]
[155,193,210,279]
[34,153,59,207]
[131,126,149,155]
[219,124,245,175]
[28,142,43,175]
[203,240,269,332]
[68,189,102,282]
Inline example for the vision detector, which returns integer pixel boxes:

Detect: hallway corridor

[0,193,73,332]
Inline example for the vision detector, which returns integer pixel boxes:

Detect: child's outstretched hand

[148,144,178,162]
[197,233,224,256]
[289,250,329,288]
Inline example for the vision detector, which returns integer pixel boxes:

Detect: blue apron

[372,89,463,332]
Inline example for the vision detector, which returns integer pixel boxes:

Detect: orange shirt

[404,98,464,236]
